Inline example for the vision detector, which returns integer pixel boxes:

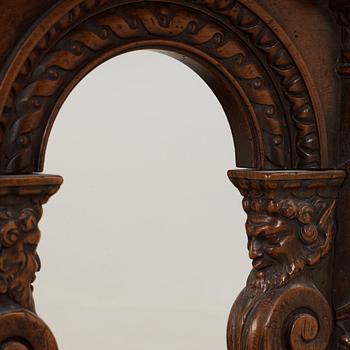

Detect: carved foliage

[227,170,345,350]
[0,206,42,311]
[0,176,62,312]
[0,0,322,173]
[0,207,41,310]
[0,176,62,349]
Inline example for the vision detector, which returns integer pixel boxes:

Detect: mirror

[36,51,249,349]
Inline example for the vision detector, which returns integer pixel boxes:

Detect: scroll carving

[0,0,324,173]
[0,175,62,350]
[227,170,345,349]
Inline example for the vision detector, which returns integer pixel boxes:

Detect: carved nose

[249,239,262,260]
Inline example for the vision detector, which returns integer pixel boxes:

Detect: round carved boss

[0,0,325,173]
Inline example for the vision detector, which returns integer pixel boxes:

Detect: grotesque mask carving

[243,197,335,292]
[0,206,42,311]
[227,171,342,294]
[226,170,345,350]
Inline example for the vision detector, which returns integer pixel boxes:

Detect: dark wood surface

[0,0,348,349]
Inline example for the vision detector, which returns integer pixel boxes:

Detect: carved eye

[266,234,280,245]
[267,200,282,214]
[281,200,297,219]
[297,206,314,224]
[262,232,288,246]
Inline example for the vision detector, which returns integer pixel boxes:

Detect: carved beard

[247,257,306,293]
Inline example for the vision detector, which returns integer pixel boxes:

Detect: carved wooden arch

[0,0,329,173]
[0,0,349,349]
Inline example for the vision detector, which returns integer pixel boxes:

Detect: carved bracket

[0,174,62,350]
[227,169,345,350]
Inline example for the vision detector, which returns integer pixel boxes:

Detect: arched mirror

[0,2,345,349]
[36,51,249,349]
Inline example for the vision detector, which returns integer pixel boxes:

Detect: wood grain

[0,0,348,349]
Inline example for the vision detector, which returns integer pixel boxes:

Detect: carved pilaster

[0,174,62,350]
[227,169,345,350]
[328,2,350,166]
[328,3,350,348]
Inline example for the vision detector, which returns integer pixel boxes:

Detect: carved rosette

[227,169,345,350]
[0,174,62,350]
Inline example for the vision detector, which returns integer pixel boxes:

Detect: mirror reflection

[36,51,249,349]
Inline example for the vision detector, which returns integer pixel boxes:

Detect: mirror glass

[36,51,249,349]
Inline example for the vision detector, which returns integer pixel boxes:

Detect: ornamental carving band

[0,0,324,173]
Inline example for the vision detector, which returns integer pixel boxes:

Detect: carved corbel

[0,174,62,350]
[227,169,345,350]
[326,2,350,348]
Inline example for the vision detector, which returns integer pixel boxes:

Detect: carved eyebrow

[248,215,273,225]
[247,216,288,236]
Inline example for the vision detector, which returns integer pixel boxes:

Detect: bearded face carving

[0,206,42,311]
[226,170,345,350]
[243,197,335,292]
